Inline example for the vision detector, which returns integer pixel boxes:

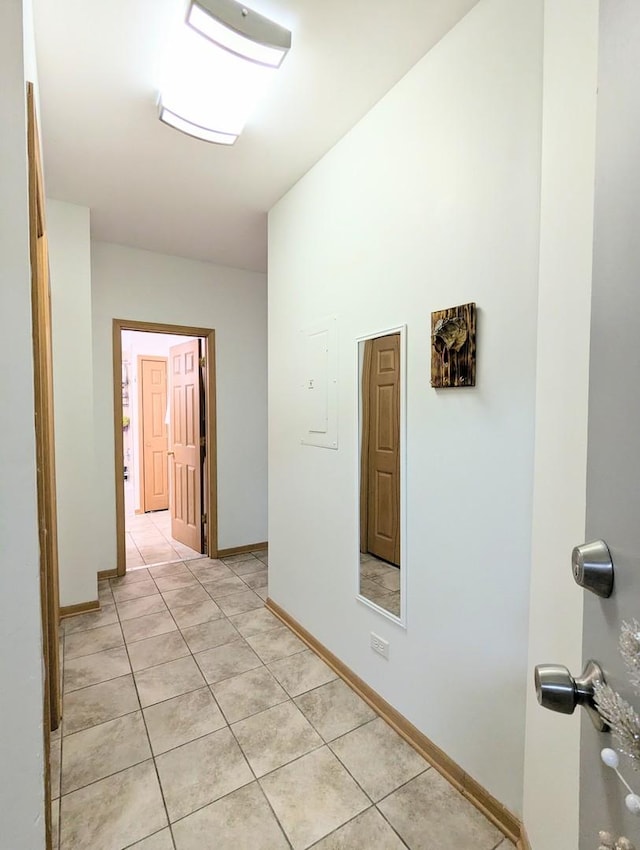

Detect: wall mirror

[357,326,406,624]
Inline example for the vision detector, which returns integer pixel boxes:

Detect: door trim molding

[112,319,218,577]
[266,597,523,846]
[59,600,100,619]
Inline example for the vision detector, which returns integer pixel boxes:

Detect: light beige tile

[135,656,206,707]
[180,618,239,653]
[156,727,253,822]
[111,568,151,585]
[116,593,167,621]
[141,548,181,565]
[64,647,131,692]
[144,687,226,755]
[171,599,222,629]
[329,717,427,802]
[112,579,159,602]
[98,582,114,605]
[63,674,139,735]
[246,626,306,664]
[59,760,167,850]
[232,701,322,777]
[162,583,210,610]
[231,560,266,577]
[202,575,248,599]
[222,552,257,565]
[64,623,123,660]
[251,548,268,560]
[148,562,190,579]
[311,807,406,849]
[360,561,389,579]
[294,679,376,742]
[229,607,280,638]
[126,554,146,568]
[256,587,269,601]
[122,610,177,644]
[188,560,231,582]
[154,573,198,593]
[50,736,61,798]
[172,782,289,850]
[62,604,118,635]
[128,630,189,672]
[378,770,504,849]
[129,828,174,849]
[242,571,268,590]
[216,589,264,616]
[195,639,263,684]
[260,747,369,850]
[61,712,151,794]
[52,798,60,849]
[212,667,288,724]
[268,650,337,697]
[376,569,400,592]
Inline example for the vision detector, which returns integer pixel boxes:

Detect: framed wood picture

[431,302,476,388]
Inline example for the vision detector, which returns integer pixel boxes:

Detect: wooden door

[27,83,61,742]
[169,339,203,551]
[139,356,169,512]
[362,334,401,566]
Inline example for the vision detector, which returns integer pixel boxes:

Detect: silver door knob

[534,659,608,731]
[571,539,614,597]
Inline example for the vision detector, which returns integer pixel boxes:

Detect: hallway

[53,552,511,849]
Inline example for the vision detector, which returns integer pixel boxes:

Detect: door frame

[112,319,218,577]
[137,355,169,514]
[27,81,60,850]
[355,324,407,626]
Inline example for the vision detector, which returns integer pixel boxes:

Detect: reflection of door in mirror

[359,333,401,618]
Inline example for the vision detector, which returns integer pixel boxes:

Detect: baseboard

[266,598,523,846]
[517,826,531,849]
[218,541,268,557]
[60,600,100,619]
[97,569,118,581]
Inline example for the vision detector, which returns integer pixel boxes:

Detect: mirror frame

[355,324,407,627]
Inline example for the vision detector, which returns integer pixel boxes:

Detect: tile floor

[359,553,401,617]
[125,509,202,568]
[52,551,513,849]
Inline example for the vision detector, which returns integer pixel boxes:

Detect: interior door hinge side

[199,357,206,368]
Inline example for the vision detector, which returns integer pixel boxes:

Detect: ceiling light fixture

[187,0,291,68]
[158,0,291,145]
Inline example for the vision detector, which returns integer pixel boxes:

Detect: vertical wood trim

[205,331,218,557]
[112,320,218,573]
[137,354,145,514]
[359,339,373,553]
[26,80,56,850]
[113,322,127,576]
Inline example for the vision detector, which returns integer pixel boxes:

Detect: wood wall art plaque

[431,302,476,388]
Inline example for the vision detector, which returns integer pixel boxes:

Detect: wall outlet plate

[370,632,389,659]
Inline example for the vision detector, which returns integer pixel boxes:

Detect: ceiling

[34,0,479,272]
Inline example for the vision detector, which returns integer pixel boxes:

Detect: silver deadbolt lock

[572,539,614,598]
[534,659,608,731]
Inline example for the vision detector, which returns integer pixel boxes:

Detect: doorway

[113,320,218,577]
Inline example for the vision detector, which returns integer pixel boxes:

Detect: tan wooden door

[169,339,203,551]
[363,334,401,565]
[139,356,169,512]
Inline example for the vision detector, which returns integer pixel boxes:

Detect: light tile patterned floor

[359,553,401,617]
[52,552,513,850]
[124,482,201,568]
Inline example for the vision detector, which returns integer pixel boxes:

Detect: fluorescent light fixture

[158,0,290,145]
[187,0,291,68]
[158,104,237,145]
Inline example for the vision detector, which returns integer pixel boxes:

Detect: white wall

[48,199,98,606]
[0,0,46,845]
[523,4,598,848]
[269,0,542,815]
[91,241,268,568]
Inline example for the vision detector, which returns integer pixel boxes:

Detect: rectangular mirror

[357,326,406,623]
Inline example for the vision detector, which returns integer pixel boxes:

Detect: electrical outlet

[370,632,389,659]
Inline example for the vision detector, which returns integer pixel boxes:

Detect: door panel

[365,334,400,565]
[580,2,640,844]
[169,339,202,552]
[140,357,168,512]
